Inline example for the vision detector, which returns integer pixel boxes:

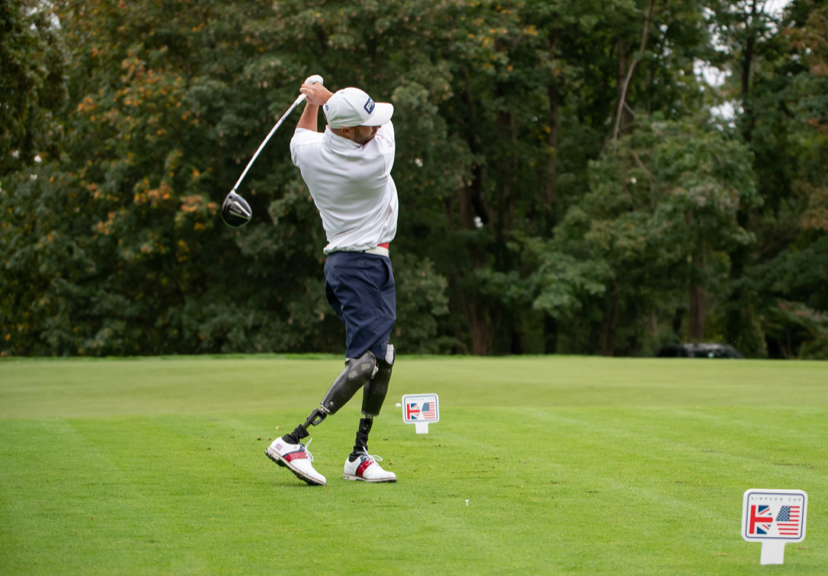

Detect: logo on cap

[364,98,375,114]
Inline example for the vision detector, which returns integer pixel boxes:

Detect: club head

[221,191,252,227]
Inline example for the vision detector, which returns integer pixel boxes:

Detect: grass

[0,356,826,575]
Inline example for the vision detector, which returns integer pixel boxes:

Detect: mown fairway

[1,356,826,575]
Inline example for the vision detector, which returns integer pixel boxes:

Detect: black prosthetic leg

[349,417,374,462]
[348,342,395,461]
[282,350,378,445]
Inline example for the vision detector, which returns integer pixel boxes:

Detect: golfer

[265,80,398,485]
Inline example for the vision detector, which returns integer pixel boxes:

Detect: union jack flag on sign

[405,402,420,420]
[748,505,774,535]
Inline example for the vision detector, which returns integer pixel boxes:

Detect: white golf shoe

[265,437,326,486]
[343,449,397,483]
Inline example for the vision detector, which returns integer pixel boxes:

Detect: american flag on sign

[421,401,436,419]
[776,505,802,536]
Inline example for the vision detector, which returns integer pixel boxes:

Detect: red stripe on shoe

[284,451,308,462]
[357,458,374,477]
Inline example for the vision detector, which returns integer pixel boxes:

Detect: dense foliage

[2,0,826,358]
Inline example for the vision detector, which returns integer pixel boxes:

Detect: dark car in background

[656,343,744,359]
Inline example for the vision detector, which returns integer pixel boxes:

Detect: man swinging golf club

[265,79,398,485]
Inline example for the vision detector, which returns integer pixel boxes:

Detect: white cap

[323,87,394,129]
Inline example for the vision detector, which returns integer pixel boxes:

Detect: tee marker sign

[742,489,807,565]
[402,393,439,434]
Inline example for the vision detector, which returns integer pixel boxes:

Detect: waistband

[364,243,389,257]
[329,243,390,258]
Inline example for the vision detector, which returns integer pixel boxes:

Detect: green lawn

[1,356,826,575]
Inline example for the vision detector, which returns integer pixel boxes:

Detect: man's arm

[296,83,333,132]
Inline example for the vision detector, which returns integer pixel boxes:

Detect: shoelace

[303,438,315,462]
[361,447,382,464]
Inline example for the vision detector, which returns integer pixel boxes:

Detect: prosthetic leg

[351,343,395,459]
[282,350,378,444]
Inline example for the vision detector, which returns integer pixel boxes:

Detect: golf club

[221,74,324,227]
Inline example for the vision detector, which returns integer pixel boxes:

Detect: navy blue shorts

[324,251,396,360]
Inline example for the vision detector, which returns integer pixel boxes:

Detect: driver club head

[221,191,252,227]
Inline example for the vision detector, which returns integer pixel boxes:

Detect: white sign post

[741,489,807,565]
[402,393,439,434]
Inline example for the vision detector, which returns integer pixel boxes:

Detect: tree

[0,0,67,176]
[550,117,758,354]
[709,0,828,357]
[2,0,451,356]
[3,0,825,359]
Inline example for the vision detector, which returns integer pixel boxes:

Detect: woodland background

[2,0,827,358]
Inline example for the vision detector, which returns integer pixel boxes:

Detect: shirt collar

[323,126,363,155]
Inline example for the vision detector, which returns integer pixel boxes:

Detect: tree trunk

[466,301,492,356]
[741,0,757,142]
[689,285,705,341]
[495,110,516,251]
[456,71,493,355]
[458,183,493,356]
[602,282,620,356]
[689,234,707,341]
[546,80,559,227]
[544,313,557,354]
[723,0,764,356]
[672,307,684,338]
[489,108,518,354]
[612,0,656,143]
[616,36,633,138]
[545,25,560,227]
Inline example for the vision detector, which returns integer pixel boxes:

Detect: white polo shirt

[290,122,398,254]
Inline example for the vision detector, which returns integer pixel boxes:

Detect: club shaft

[231,94,306,193]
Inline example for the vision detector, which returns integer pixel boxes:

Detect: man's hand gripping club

[296,80,333,133]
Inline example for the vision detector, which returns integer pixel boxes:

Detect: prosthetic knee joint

[303,350,377,428]
[362,342,395,417]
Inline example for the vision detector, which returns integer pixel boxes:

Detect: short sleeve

[374,121,395,152]
[290,128,324,166]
